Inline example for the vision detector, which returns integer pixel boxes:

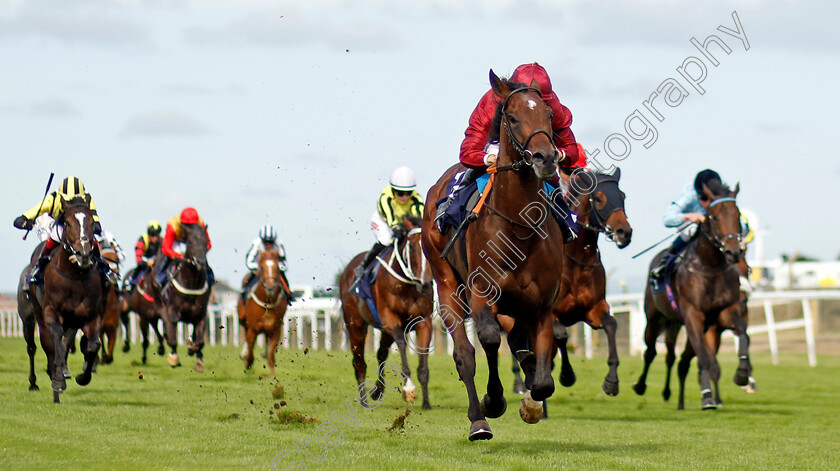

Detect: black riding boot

[349,242,386,290]
[435,167,477,232]
[651,237,689,280]
[241,272,257,304]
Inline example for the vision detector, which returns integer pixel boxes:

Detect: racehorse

[633,181,752,409]
[238,244,289,376]
[509,168,632,399]
[151,222,212,372]
[121,265,167,364]
[97,247,122,364]
[16,196,105,403]
[339,216,434,410]
[421,71,566,440]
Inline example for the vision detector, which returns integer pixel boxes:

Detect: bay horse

[633,181,752,409]
[151,222,212,372]
[97,247,122,364]
[238,244,289,376]
[421,71,565,440]
[508,167,633,399]
[121,265,166,364]
[339,216,434,410]
[17,195,105,403]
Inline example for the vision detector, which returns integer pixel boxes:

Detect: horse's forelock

[489,80,532,143]
[706,179,732,198]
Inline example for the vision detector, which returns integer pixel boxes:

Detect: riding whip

[631,221,691,259]
[23,172,54,241]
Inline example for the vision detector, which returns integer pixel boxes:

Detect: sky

[1,0,838,294]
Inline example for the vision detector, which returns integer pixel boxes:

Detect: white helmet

[259,224,277,243]
[389,166,416,192]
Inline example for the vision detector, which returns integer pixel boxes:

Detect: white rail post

[325,313,332,351]
[801,298,817,367]
[296,315,304,349]
[208,309,217,346]
[1,311,7,336]
[220,311,228,346]
[232,311,239,346]
[311,311,319,350]
[282,318,290,348]
[763,300,779,365]
[130,315,138,344]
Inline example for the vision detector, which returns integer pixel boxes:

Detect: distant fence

[2,288,837,366]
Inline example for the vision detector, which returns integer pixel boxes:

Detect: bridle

[497,86,555,172]
[61,203,94,267]
[700,197,742,254]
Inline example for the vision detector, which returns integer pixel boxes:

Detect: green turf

[0,337,837,470]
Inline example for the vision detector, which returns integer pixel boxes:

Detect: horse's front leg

[77,318,102,386]
[372,331,394,400]
[682,306,717,410]
[388,322,417,404]
[266,327,281,378]
[412,316,433,410]
[163,307,181,367]
[553,321,576,388]
[663,321,680,402]
[473,303,506,420]
[192,314,207,373]
[41,308,66,402]
[520,311,555,424]
[588,302,619,396]
[243,327,257,370]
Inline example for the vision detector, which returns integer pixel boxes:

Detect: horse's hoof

[122,342,131,353]
[62,366,71,379]
[102,355,113,365]
[370,387,383,401]
[468,420,493,441]
[519,391,543,424]
[560,371,577,388]
[480,394,507,419]
[157,345,165,356]
[422,401,431,411]
[167,353,181,367]
[141,356,148,365]
[733,369,750,387]
[512,382,527,395]
[741,377,758,394]
[194,360,204,373]
[662,389,671,402]
[402,387,418,403]
[602,379,619,397]
[53,391,61,404]
[29,384,39,391]
[76,373,91,386]
[632,382,646,396]
[701,394,719,410]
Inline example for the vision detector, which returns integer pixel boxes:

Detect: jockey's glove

[391,225,406,241]
[13,215,32,230]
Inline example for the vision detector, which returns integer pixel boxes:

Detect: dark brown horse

[421,71,565,440]
[121,265,166,364]
[633,181,752,409]
[17,196,105,403]
[98,247,122,364]
[339,216,434,410]
[151,223,212,372]
[509,168,633,398]
[238,244,289,376]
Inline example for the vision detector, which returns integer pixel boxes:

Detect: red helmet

[180,207,199,224]
[511,62,553,101]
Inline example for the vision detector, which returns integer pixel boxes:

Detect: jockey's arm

[20,193,57,222]
[204,226,212,251]
[135,237,147,264]
[244,241,260,271]
[161,224,181,259]
[377,191,399,227]
[87,195,101,223]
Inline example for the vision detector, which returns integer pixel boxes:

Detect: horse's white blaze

[527,99,537,110]
[74,212,90,250]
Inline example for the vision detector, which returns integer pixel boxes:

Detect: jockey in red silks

[435,62,587,239]
[155,207,214,287]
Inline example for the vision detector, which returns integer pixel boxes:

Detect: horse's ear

[702,183,715,201]
[529,78,542,96]
[84,194,91,206]
[732,182,740,198]
[613,167,621,181]
[490,69,508,99]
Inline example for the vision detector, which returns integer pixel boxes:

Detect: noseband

[376,227,427,287]
[500,87,554,171]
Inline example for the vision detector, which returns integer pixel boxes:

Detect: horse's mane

[488,79,530,143]
[705,179,731,198]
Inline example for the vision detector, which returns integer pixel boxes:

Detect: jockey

[12,176,111,290]
[155,207,214,287]
[241,224,296,304]
[123,221,162,292]
[435,62,586,237]
[651,169,745,280]
[349,166,425,289]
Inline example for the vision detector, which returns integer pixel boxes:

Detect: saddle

[436,172,579,242]
[351,249,390,328]
[650,250,687,317]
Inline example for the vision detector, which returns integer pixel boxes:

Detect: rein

[169,259,209,296]
[49,254,95,281]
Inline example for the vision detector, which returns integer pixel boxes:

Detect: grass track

[0,337,838,470]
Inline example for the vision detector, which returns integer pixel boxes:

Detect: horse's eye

[507,115,518,125]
